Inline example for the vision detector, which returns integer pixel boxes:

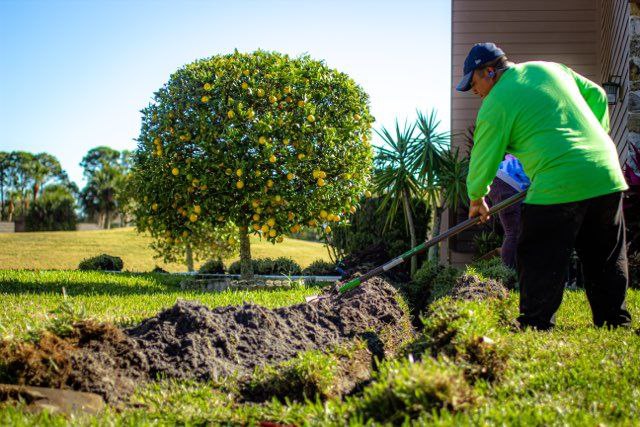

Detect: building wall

[598,0,631,164]
[629,2,640,167]
[451,0,599,149]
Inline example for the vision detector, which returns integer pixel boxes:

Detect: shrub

[272,257,302,275]
[151,266,168,273]
[78,254,123,272]
[470,258,517,289]
[227,257,301,275]
[473,231,502,258]
[199,259,225,274]
[24,185,77,232]
[331,196,431,271]
[302,259,336,276]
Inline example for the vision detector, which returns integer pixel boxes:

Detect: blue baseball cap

[456,42,505,92]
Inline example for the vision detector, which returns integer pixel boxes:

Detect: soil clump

[450,274,509,301]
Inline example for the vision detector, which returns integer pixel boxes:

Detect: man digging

[457,43,631,330]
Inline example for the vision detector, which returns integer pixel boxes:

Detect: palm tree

[374,120,423,275]
[436,147,469,263]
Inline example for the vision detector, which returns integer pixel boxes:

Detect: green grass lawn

[1,269,639,425]
[0,227,330,272]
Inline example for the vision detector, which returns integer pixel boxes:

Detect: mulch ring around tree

[0,277,412,405]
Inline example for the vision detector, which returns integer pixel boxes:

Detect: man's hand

[469,197,490,223]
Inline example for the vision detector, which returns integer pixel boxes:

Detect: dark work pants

[488,177,521,269]
[516,192,631,330]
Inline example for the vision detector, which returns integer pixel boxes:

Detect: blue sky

[0,0,451,186]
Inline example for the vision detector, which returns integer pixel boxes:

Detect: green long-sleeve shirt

[467,61,628,205]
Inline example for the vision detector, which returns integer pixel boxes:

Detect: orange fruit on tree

[268,229,277,237]
[172,167,179,176]
[236,180,244,189]
[307,114,315,122]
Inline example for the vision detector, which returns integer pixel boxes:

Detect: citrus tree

[130,50,374,278]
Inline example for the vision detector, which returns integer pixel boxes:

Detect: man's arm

[566,65,610,133]
[467,107,510,202]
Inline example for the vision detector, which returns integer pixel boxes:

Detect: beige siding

[450,0,598,149]
[598,0,630,164]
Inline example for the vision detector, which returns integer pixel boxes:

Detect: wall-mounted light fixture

[602,75,622,105]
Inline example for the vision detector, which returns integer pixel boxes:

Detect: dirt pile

[128,276,410,381]
[449,274,509,301]
[1,277,410,403]
[0,322,148,404]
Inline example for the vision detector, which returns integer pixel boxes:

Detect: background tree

[80,147,129,228]
[7,151,36,214]
[130,50,374,278]
[0,152,9,220]
[413,111,469,262]
[29,153,64,202]
[25,183,78,231]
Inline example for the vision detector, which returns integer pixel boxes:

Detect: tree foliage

[79,147,130,229]
[24,184,77,231]
[129,50,374,277]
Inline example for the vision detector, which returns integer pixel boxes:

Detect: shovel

[335,190,527,294]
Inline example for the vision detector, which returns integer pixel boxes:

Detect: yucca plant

[374,120,422,275]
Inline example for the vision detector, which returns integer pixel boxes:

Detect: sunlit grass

[0,227,330,272]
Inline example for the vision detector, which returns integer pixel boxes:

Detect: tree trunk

[33,183,40,203]
[428,205,443,263]
[402,188,418,276]
[0,181,4,221]
[185,243,194,272]
[8,199,14,222]
[239,226,254,280]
